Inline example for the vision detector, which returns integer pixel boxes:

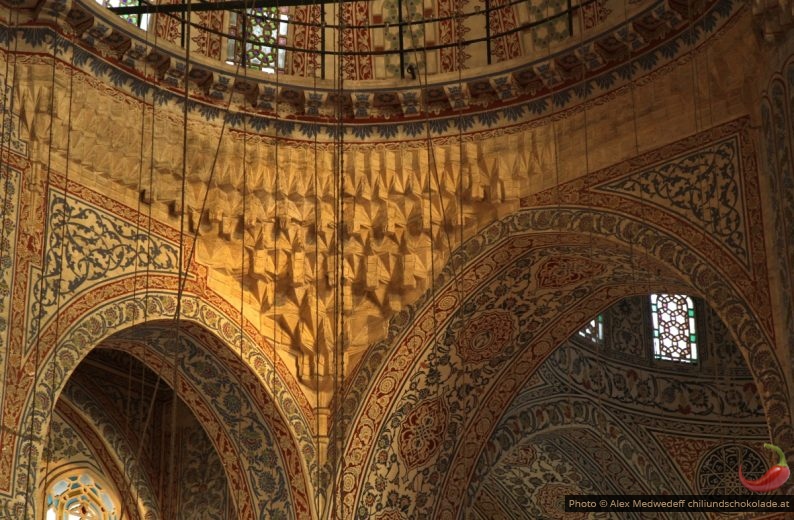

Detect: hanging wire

[23,20,62,517]
[129,0,165,504]
[117,3,165,516]
[39,27,82,517]
[402,2,482,516]
[236,0,254,511]
[166,0,195,507]
[113,1,260,515]
[236,94,247,520]
[263,0,285,517]
[683,0,737,486]
[0,0,22,500]
[270,0,284,517]
[581,0,619,500]
[332,2,346,516]
[402,6,463,286]
[310,19,322,517]
[0,0,21,278]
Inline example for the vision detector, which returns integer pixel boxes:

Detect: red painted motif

[582,0,612,30]
[154,2,182,45]
[456,310,515,363]
[488,0,521,62]
[398,397,449,470]
[192,11,225,60]
[342,2,374,80]
[535,255,606,289]
[504,444,537,466]
[289,5,322,77]
[438,0,471,72]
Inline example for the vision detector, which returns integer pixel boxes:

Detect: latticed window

[650,293,698,363]
[45,473,118,520]
[95,0,148,30]
[228,7,289,72]
[577,314,604,344]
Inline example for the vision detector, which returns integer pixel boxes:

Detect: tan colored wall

[6,8,768,394]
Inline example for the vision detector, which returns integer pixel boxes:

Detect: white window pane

[651,294,698,363]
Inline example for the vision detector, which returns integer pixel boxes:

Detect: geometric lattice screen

[228,7,289,72]
[577,314,604,344]
[650,293,698,363]
[46,473,119,520]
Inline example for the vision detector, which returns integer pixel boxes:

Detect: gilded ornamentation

[346,121,786,520]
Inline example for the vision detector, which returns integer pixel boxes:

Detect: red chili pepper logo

[739,443,790,493]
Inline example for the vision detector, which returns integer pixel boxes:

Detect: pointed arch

[8,283,317,519]
[339,120,792,519]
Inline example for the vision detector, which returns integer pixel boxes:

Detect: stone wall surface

[0,0,792,518]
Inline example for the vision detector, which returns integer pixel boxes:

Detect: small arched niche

[40,348,235,520]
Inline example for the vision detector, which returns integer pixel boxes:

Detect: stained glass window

[577,314,604,344]
[650,293,698,363]
[228,7,289,72]
[96,0,149,30]
[46,473,119,520]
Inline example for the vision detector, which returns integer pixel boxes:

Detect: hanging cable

[22,19,62,517]
[38,28,81,518]
[310,24,322,518]
[401,3,463,294]
[332,1,345,516]
[270,0,283,517]
[684,0,735,488]
[0,0,21,278]
[236,60,249,520]
[166,0,197,510]
[234,0,255,514]
[0,5,22,507]
[118,4,165,517]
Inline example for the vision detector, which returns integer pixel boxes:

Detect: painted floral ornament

[739,443,790,492]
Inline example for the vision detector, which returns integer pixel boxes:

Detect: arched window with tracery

[577,314,604,344]
[650,293,698,363]
[227,7,289,72]
[45,472,119,520]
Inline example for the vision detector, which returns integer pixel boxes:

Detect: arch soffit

[50,395,156,520]
[105,320,318,517]
[98,337,274,520]
[14,288,317,520]
[468,348,769,512]
[759,69,794,393]
[434,214,790,517]
[341,202,791,519]
[482,404,682,490]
